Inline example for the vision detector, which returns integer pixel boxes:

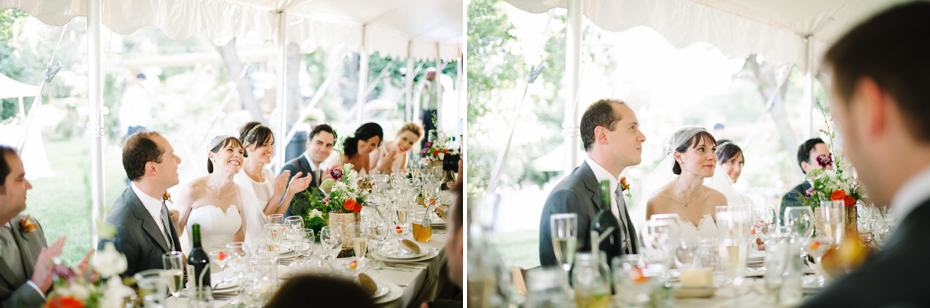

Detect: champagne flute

[717,210,749,307]
[550,213,578,285]
[162,252,185,298]
[820,200,846,245]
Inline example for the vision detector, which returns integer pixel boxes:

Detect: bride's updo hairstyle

[669,127,717,175]
[238,121,273,158]
[343,122,384,159]
[207,136,244,173]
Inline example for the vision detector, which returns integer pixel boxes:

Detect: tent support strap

[88,0,106,246]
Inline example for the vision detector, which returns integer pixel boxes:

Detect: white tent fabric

[0,73,40,99]
[1,0,463,61]
[503,0,905,69]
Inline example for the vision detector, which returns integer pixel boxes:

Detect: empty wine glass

[267,214,284,224]
[784,206,815,238]
[753,207,777,244]
[209,249,231,283]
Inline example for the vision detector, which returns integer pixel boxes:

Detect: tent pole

[275,11,287,173]
[357,27,369,127]
[436,45,444,131]
[803,35,814,140]
[88,0,106,246]
[405,49,414,123]
[564,0,582,175]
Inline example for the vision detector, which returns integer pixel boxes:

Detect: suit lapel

[299,156,318,189]
[579,162,601,212]
[126,189,170,253]
[8,221,34,281]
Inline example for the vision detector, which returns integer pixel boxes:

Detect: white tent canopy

[3,0,463,61]
[0,72,40,99]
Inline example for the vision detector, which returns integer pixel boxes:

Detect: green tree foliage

[467,0,524,128]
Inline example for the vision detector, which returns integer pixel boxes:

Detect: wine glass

[161,252,185,299]
[801,236,834,287]
[784,206,815,238]
[753,207,777,245]
[368,220,389,250]
[226,242,246,258]
[820,200,846,245]
[321,226,344,260]
[267,214,284,224]
[549,213,578,285]
[716,210,749,307]
[209,249,230,283]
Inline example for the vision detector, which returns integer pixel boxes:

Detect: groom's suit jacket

[801,197,930,307]
[281,155,325,217]
[780,181,812,224]
[539,162,638,267]
[0,215,47,308]
[103,186,182,277]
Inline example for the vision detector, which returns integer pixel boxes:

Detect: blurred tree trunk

[216,39,264,122]
[747,55,798,168]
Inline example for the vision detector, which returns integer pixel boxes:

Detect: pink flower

[330,168,343,180]
[805,187,815,198]
[817,154,833,168]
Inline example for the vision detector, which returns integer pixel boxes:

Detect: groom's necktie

[0,224,25,282]
[160,202,175,251]
[615,185,633,254]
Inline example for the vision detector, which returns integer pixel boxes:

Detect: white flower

[439,153,445,160]
[334,182,348,192]
[100,277,135,308]
[310,209,323,219]
[93,242,128,278]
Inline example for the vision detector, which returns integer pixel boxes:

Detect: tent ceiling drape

[2,0,464,61]
[503,0,904,69]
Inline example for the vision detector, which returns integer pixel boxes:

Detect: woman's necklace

[207,182,233,201]
[677,179,700,208]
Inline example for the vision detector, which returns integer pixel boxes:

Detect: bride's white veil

[637,127,744,214]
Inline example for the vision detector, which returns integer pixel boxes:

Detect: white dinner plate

[370,281,391,300]
[374,248,439,263]
[373,282,403,305]
[379,248,428,259]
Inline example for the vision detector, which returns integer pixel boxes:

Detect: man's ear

[855,77,887,139]
[594,126,608,146]
[800,161,810,173]
[145,161,156,177]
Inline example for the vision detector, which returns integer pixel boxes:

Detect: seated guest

[0,146,91,307]
[802,3,930,307]
[779,138,832,219]
[539,99,646,266]
[281,124,337,217]
[342,122,391,174]
[234,122,311,216]
[369,122,424,174]
[105,131,184,277]
[715,140,744,184]
[265,275,375,308]
[175,137,267,256]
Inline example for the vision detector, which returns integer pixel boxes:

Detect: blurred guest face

[248,135,274,164]
[306,131,335,165]
[604,103,646,167]
[677,136,717,178]
[394,131,419,153]
[719,152,743,183]
[211,143,244,174]
[0,153,31,219]
[151,135,182,188]
[357,136,381,156]
[803,143,833,173]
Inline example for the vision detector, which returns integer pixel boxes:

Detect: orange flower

[20,215,37,233]
[630,266,648,284]
[45,297,85,308]
[830,190,846,201]
[619,177,630,191]
[844,196,856,207]
[344,199,359,212]
[432,150,440,156]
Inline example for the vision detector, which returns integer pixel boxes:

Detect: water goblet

[267,213,284,224]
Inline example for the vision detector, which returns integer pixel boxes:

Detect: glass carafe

[572,252,610,308]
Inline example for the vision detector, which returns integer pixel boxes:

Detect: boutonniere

[163,192,172,203]
[20,215,37,233]
[620,177,632,199]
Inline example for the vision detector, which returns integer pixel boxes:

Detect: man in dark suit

[801,3,930,307]
[281,124,337,216]
[0,146,91,307]
[539,99,646,266]
[779,138,832,220]
[104,131,183,277]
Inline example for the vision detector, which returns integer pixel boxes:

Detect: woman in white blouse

[369,122,423,174]
[234,122,312,215]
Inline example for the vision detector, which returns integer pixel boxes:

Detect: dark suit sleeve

[539,188,591,267]
[0,284,45,308]
[105,223,141,277]
[780,183,807,225]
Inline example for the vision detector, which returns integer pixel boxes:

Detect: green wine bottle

[590,180,625,269]
[188,223,211,288]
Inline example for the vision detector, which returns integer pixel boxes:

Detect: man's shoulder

[282,156,307,171]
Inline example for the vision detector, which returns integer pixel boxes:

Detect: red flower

[830,190,846,201]
[45,297,85,308]
[344,199,359,212]
[432,150,440,156]
[844,196,856,207]
[619,177,630,191]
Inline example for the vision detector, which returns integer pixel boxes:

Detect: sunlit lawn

[491,230,540,270]
[26,138,127,264]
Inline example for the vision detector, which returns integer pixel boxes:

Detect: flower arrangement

[419,130,461,163]
[799,99,868,208]
[296,164,374,234]
[45,221,136,308]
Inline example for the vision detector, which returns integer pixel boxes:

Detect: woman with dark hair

[175,136,267,259]
[265,275,375,308]
[641,127,732,239]
[234,121,311,216]
[369,122,424,173]
[715,140,745,184]
[342,122,393,173]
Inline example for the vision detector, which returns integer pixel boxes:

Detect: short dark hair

[824,2,930,143]
[343,122,383,159]
[123,131,164,182]
[239,121,273,158]
[207,136,244,173]
[0,146,18,187]
[797,138,825,174]
[672,131,717,175]
[715,140,744,166]
[265,275,375,308]
[580,98,625,151]
[308,124,337,142]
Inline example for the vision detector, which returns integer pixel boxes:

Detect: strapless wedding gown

[185,205,242,271]
[679,214,719,239]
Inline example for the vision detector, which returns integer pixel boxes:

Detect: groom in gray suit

[0,146,92,307]
[104,131,183,277]
[539,99,646,266]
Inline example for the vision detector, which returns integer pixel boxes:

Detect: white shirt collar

[303,152,320,171]
[890,165,930,224]
[130,182,164,222]
[585,157,620,197]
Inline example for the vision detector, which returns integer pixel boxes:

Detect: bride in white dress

[175,136,266,267]
[641,127,744,239]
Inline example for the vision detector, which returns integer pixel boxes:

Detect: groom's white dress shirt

[130,183,171,245]
[890,166,930,226]
[585,158,626,225]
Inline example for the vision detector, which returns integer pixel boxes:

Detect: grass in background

[491,230,540,269]
[27,138,127,264]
